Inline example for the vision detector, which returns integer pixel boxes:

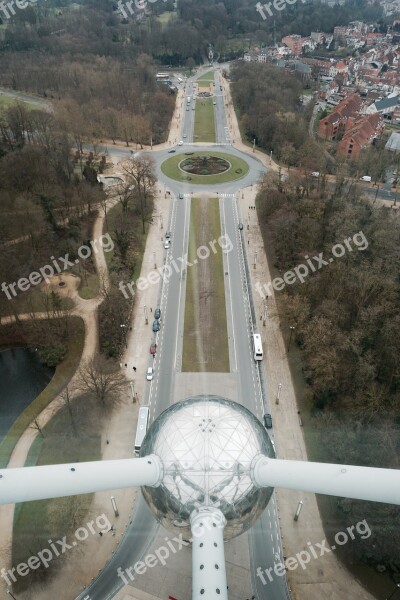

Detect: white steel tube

[251,456,400,505]
[190,508,228,600]
[0,455,163,505]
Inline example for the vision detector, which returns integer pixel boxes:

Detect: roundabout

[161,150,250,185]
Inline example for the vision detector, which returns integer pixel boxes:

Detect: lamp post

[130,380,135,403]
[386,583,400,600]
[275,383,282,405]
[288,325,295,353]
[110,496,119,517]
[120,324,128,348]
[293,500,303,522]
[7,591,17,600]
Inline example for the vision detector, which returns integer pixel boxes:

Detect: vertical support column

[190,507,228,600]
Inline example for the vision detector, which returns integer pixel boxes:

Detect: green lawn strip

[182,198,229,372]
[196,71,215,83]
[12,400,100,592]
[0,318,85,468]
[194,97,216,143]
[0,96,38,115]
[161,151,249,185]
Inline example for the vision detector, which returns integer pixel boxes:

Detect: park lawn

[0,95,38,115]
[182,197,229,373]
[194,97,216,143]
[196,71,215,83]
[12,397,101,592]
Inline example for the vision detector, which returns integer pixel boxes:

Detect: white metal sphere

[140,396,275,540]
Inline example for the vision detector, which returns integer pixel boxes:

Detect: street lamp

[7,590,17,600]
[386,583,400,600]
[288,325,295,353]
[275,383,282,405]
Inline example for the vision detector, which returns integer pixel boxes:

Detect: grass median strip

[182,197,229,373]
[194,97,216,143]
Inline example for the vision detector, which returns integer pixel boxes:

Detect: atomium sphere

[140,395,275,540]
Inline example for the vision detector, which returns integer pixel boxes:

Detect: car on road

[168,149,176,153]
[150,342,157,355]
[213,101,216,105]
[164,239,171,249]
[146,366,154,381]
[154,308,161,320]
[152,320,160,332]
[192,107,195,110]
[263,413,272,429]
[238,223,243,230]
[186,107,189,111]
[183,134,187,138]
[179,193,184,199]
[165,230,172,238]
[178,140,183,145]
[360,175,372,182]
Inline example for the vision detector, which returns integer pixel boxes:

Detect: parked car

[150,342,157,355]
[360,175,372,182]
[154,308,161,320]
[311,171,320,178]
[152,320,160,332]
[165,230,172,239]
[168,149,176,153]
[213,101,216,105]
[183,134,187,138]
[164,239,170,249]
[178,140,183,145]
[263,413,272,429]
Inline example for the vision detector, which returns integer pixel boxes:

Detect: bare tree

[76,356,127,409]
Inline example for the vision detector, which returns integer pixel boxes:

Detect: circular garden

[161,151,249,185]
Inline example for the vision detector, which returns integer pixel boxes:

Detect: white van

[360,176,372,182]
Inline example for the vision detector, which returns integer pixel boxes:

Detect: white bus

[156,72,169,80]
[134,406,150,456]
[253,333,263,361]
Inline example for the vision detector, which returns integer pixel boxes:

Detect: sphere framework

[140,395,275,540]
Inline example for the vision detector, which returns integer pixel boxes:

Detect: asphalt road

[76,69,290,600]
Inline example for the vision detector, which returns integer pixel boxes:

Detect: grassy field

[196,71,215,83]
[157,11,177,25]
[0,95,38,115]
[182,197,229,372]
[161,150,249,185]
[12,395,101,592]
[194,97,216,143]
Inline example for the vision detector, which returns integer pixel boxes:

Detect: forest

[0,0,383,64]
[256,170,400,578]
